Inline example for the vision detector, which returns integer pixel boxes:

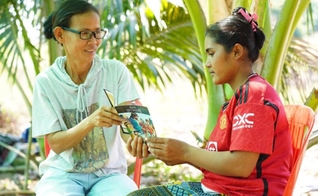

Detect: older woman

[32,0,141,195]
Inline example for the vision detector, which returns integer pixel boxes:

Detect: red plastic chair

[283,104,315,196]
[133,158,143,188]
[44,138,143,188]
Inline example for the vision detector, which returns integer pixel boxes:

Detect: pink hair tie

[238,8,258,32]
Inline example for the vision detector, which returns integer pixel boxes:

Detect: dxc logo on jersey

[233,113,254,130]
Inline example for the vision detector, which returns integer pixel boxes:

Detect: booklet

[103,89,156,139]
[115,105,157,139]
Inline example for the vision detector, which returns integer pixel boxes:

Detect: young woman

[32,0,141,195]
[127,7,293,196]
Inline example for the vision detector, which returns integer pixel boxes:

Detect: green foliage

[281,47,318,104]
[97,0,205,92]
[142,159,202,186]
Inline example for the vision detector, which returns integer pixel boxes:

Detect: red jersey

[201,74,293,196]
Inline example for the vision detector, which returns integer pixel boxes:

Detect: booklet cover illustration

[115,105,157,139]
[103,89,156,139]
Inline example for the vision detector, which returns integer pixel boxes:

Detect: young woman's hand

[127,136,149,158]
[146,137,189,166]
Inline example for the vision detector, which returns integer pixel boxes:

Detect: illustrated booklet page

[103,89,156,139]
[115,105,157,139]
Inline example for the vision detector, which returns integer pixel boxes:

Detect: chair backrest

[283,104,315,196]
[44,138,143,188]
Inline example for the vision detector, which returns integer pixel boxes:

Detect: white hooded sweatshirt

[32,55,139,176]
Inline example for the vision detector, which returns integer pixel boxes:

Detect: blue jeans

[35,167,138,196]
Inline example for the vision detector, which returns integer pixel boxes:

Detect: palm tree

[96,0,207,92]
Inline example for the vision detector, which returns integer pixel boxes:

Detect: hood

[51,55,103,123]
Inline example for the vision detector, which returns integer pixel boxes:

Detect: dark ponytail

[43,12,55,40]
[206,7,265,63]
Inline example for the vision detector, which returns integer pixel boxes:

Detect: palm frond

[97,0,205,92]
[281,38,318,104]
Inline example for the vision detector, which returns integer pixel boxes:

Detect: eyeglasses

[60,26,108,40]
